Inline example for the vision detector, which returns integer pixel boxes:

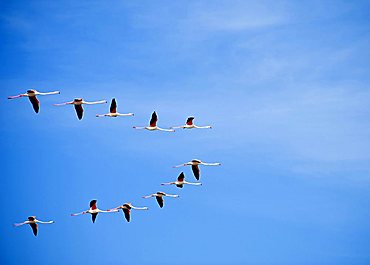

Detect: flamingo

[71,200,118,223]
[54,98,107,120]
[133,111,174,132]
[161,172,202,188]
[171,117,212,129]
[13,216,54,236]
[142,191,179,208]
[96,98,134,118]
[173,159,221,180]
[8,89,60,113]
[114,203,148,222]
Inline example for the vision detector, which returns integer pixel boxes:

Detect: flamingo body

[13,216,54,236]
[114,203,148,222]
[71,199,118,223]
[133,111,174,132]
[171,117,212,130]
[54,98,107,120]
[8,89,60,113]
[173,159,221,180]
[96,98,134,118]
[142,191,179,208]
[161,172,202,188]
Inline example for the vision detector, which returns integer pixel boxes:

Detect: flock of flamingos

[10,89,221,236]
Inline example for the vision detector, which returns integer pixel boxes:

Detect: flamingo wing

[191,165,200,180]
[28,216,36,221]
[177,172,185,182]
[74,104,84,120]
[91,213,98,223]
[28,96,40,113]
[122,208,131,222]
[29,223,38,236]
[176,184,184,188]
[186,117,194,125]
[110,98,117,113]
[156,196,164,208]
[149,111,157,127]
[90,200,97,210]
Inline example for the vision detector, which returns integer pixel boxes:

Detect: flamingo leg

[36,220,55,224]
[131,206,149,210]
[166,194,179,198]
[202,162,221,166]
[38,91,60,96]
[82,100,107,105]
[157,127,175,132]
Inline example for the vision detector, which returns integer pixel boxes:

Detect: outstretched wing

[91,213,98,223]
[177,172,185,182]
[29,223,38,236]
[156,196,164,208]
[192,165,200,180]
[28,96,40,113]
[122,208,131,222]
[110,98,117,113]
[186,117,194,125]
[90,200,97,210]
[74,105,84,120]
[149,111,157,127]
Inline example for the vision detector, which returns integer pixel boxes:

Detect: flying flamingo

[171,117,212,129]
[13,216,54,236]
[133,111,174,132]
[71,200,118,223]
[96,98,134,118]
[161,172,202,188]
[142,191,179,208]
[114,203,148,222]
[173,159,221,180]
[8,89,60,113]
[54,98,107,120]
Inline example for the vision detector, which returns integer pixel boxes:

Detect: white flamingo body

[133,111,174,132]
[98,113,134,117]
[54,98,107,120]
[161,172,202,188]
[8,89,60,113]
[142,191,179,208]
[114,203,148,222]
[171,117,212,130]
[71,200,118,223]
[174,159,221,167]
[13,216,54,236]
[96,98,134,118]
[173,159,221,180]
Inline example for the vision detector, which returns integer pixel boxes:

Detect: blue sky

[1,1,370,264]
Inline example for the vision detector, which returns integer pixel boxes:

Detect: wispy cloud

[186,1,288,32]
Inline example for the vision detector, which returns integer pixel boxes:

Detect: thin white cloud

[188,2,287,32]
